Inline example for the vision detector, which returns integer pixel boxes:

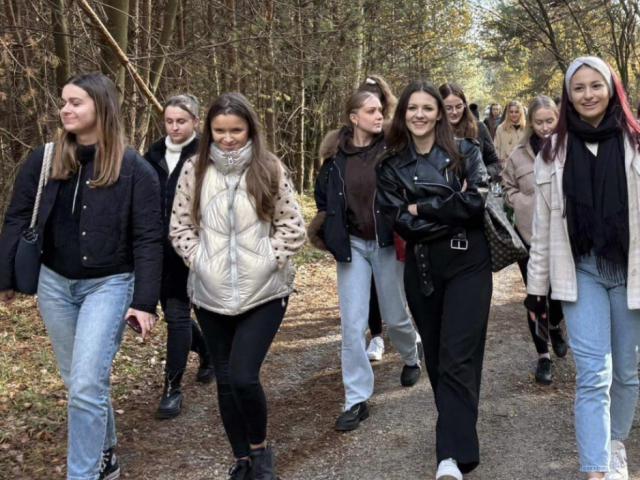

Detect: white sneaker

[366,336,385,361]
[606,440,628,480]
[436,458,463,480]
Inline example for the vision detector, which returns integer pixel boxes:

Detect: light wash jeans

[336,236,419,409]
[562,255,640,473]
[37,265,134,480]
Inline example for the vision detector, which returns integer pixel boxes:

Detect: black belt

[451,231,468,251]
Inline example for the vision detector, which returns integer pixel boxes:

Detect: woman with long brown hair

[439,83,502,181]
[170,92,305,480]
[0,72,163,480]
[483,102,502,138]
[377,80,491,480]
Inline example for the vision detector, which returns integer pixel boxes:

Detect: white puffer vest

[188,163,295,315]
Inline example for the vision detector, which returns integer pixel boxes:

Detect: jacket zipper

[228,164,241,314]
[372,193,379,247]
[159,158,170,219]
[72,165,82,214]
[413,181,456,193]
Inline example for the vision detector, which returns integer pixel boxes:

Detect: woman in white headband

[526,56,640,479]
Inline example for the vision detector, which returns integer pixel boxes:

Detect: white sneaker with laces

[436,458,462,480]
[606,440,628,480]
[366,336,385,361]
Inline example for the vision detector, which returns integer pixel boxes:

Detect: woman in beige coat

[494,100,526,162]
[502,95,567,385]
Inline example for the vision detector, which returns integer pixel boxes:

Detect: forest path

[114,260,640,480]
[4,257,640,479]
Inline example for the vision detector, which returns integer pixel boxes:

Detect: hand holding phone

[125,308,158,341]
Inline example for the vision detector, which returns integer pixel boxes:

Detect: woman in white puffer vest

[170,92,306,480]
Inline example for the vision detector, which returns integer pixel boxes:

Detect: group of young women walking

[0,54,639,480]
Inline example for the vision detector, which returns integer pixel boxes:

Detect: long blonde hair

[192,93,281,225]
[51,73,125,187]
[522,95,559,144]
[502,100,526,133]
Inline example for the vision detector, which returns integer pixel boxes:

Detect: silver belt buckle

[451,238,468,250]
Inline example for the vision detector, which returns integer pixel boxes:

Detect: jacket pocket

[515,164,535,195]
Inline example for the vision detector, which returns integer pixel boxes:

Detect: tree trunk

[294,2,305,192]
[148,0,179,94]
[263,0,276,151]
[51,0,70,93]
[224,0,238,90]
[101,0,130,91]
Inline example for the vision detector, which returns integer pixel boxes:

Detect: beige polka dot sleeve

[270,164,306,268]
[169,157,200,269]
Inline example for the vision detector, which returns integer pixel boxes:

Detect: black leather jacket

[376,138,489,295]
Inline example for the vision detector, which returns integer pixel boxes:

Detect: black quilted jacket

[0,145,163,313]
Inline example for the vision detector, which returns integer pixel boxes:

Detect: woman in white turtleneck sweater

[143,94,214,419]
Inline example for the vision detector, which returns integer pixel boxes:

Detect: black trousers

[368,277,383,336]
[195,297,288,458]
[405,229,492,474]
[516,242,564,355]
[160,296,209,374]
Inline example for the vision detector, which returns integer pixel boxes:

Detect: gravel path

[115,260,640,480]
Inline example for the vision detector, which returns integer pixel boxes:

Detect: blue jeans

[336,236,419,409]
[562,255,640,473]
[37,265,134,480]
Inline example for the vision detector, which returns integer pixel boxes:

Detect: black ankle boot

[196,352,215,384]
[535,357,553,385]
[155,371,184,419]
[250,445,275,480]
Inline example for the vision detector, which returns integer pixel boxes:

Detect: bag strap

[29,142,54,229]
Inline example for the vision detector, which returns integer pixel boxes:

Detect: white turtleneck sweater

[165,132,196,174]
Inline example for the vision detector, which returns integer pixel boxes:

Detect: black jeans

[160,296,209,374]
[516,245,564,355]
[368,276,383,336]
[405,229,492,474]
[195,297,288,458]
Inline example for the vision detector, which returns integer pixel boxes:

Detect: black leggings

[195,297,288,458]
[160,296,209,374]
[368,277,383,336]
[516,254,564,355]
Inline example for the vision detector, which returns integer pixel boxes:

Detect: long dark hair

[387,80,462,172]
[193,92,280,224]
[438,82,478,139]
[486,102,501,137]
[52,73,125,187]
[541,61,640,163]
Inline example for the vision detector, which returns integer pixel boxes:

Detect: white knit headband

[564,56,614,102]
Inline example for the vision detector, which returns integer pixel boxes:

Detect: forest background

[2,0,640,214]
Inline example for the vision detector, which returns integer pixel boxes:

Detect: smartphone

[126,314,142,334]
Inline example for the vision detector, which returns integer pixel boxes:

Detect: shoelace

[611,446,627,471]
[99,451,110,473]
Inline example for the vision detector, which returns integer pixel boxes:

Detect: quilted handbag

[483,193,528,272]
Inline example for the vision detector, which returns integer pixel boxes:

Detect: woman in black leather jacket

[377,81,492,480]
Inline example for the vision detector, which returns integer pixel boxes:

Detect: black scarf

[529,135,541,156]
[563,106,629,282]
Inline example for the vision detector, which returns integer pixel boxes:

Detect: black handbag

[483,193,528,272]
[14,143,54,295]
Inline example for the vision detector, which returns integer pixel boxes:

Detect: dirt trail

[113,259,640,480]
[4,257,640,480]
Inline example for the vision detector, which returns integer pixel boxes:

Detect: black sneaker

[335,401,369,431]
[228,459,252,480]
[550,327,568,358]
[535,358,553,385]
[400,363,421,387]
[250,445,276,480]
[99,448,120,480]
